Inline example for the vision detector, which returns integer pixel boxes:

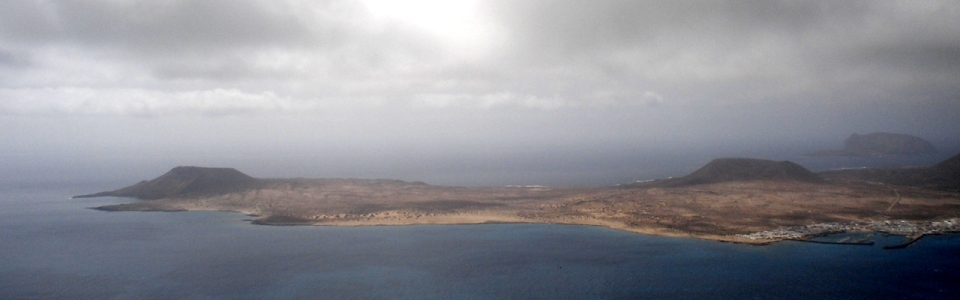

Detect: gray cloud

[1,1,956,114]
[0,0,336,51]
[482,1,960,104]
[0,50,33,69]
[1,0,959,185]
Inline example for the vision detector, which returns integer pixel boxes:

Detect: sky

[2,0,959,186]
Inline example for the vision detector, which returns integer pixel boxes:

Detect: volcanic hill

[647,158,823,187]
[74,166,260,200]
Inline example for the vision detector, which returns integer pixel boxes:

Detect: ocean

[2,182,959,299]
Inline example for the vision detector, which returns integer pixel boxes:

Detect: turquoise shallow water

[2,184,959,299]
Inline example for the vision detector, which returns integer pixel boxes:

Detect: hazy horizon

[3,1,959,186]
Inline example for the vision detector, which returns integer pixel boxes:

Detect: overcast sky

[2,0,959,186]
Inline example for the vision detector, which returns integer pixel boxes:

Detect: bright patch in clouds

[361,0,496,57]
[362,0,477,31]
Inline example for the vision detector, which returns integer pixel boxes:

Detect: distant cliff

[74,166,261,200]
[819,152,960,191]
[640,158,823,187]
[809,132,937,156]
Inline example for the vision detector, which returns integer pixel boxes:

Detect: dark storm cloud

[10,1,460,85]
[0,0,337,52]
[488,0,831,53]
[480,0,960,101]
[855,43,960,75]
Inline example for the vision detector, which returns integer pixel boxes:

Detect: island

[76,153,960,246]
[808,132,937,156]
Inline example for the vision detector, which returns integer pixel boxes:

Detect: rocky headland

[809,132,937,156]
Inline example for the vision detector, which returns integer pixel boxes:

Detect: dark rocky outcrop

[251,215,315,226]
[935,152,960,173]
[74,166,261,200]
[641,158,823,187]
[819,152,960,191]
[809,132,937,156]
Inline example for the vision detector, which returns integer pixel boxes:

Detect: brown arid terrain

[77,154,960,246]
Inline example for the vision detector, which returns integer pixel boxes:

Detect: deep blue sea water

[2,184,960,299]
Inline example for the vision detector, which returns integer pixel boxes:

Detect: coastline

[86,203,797,245]
[204,208,960,247]
[80,174,960,248]
[89,201,960,247]
[248,217,960,246]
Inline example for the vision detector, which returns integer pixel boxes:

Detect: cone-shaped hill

[653,158,823,187]
[75,166,261,200]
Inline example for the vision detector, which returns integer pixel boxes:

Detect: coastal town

[736,218,960,245]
